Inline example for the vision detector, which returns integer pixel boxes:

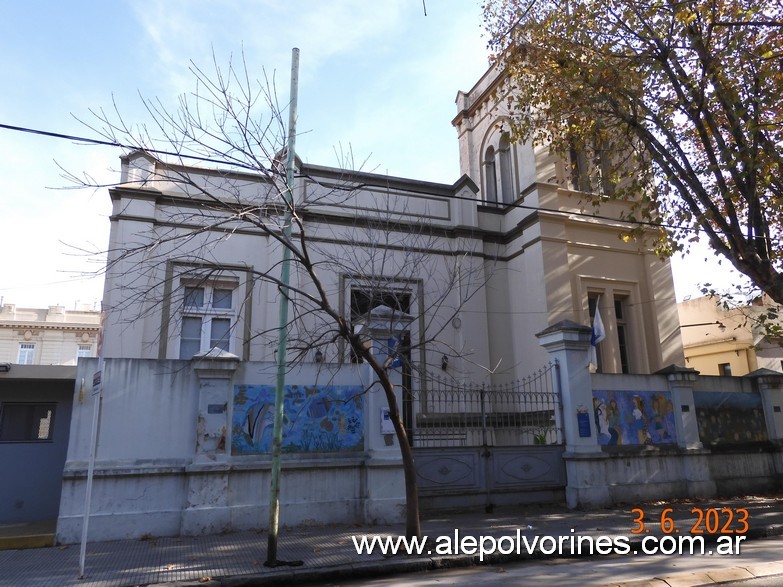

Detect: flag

[589,299,605,371]
[591,303,606,346]
[386,335,402,369]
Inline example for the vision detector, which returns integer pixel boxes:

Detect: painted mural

[693,391,768,446]
[232,384,364,455]
[592,390,676,446]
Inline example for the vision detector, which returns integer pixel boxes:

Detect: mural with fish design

[232,384,364,454]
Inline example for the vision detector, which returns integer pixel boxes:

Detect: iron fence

[410,361,562,448]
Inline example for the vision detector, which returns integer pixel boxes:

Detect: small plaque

[577,411,591,437]
[681,405,690,412]
[380,408,395,435]
[775,406,781,413]
[207,404,225,414]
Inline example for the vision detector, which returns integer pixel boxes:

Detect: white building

[54,64,693,542]
[100,66,683,380]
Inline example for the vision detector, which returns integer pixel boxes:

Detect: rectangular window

[179,285,235,359]
[349,288,411,364]
[718,363,732,377]
[210,318,230,351]
[615,297,630,374]
[17,343,35,365]
[180,316,204,358]
[0,403,56,442]
[77,344,92,359]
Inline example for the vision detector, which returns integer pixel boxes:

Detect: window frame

[583,280,645,374]
[178,284,236,359]
[76,344,93,359]
[348,287,413,364]
[484,146,498,205]
[614,296,631,374]
[17,343,35,365]
[0,402,56,442]
[482,130,516,206]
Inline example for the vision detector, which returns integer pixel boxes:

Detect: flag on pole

[589,298,606,371]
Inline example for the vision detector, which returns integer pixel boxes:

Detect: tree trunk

[378,370,421,539]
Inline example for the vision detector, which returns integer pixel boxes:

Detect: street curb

[0,533,55,551]
[144,523,783,587]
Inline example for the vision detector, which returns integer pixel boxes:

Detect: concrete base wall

[56,358,407,544]
[56,456,404,543]
[564,447,783,509]
[420,487,565,512]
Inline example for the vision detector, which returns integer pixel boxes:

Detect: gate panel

[414,449,483,493]
[411,362,566,509]
[490,445,565,488]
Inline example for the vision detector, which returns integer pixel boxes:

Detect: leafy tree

[482,0,783,305]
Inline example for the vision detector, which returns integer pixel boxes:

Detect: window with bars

[348,288,411,364]
[0,403,56,441]
[179,285,235,359]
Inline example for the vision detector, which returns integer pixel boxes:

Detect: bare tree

[75,52,491,539]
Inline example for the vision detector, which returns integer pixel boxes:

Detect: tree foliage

[483,0,783,304]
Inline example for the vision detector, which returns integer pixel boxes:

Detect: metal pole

[265,47,299,568]
[78,357,103,578]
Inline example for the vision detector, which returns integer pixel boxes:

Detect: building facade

[678,295,783,376]
[0,304,100,366]
[100,66,683,380]
[52,64,697,542]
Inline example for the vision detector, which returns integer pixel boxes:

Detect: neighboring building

[678,295,783,376]
[0,304,100,366]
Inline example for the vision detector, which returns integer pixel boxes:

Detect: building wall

[100,58,686,383]
[454,67,683,376]
[0,366,75,523]
[102,142,683,381]
[678,296,782,376]
[0,304,100,366]
[56,357,405,543]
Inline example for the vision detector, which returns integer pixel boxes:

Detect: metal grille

[410,361,562,448]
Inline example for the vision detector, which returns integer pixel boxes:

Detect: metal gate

[410,361,566,511]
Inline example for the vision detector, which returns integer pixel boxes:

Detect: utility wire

[0,120,698,234]
[0,123,262,171]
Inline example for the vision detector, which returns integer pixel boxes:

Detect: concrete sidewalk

[1,495,782,587]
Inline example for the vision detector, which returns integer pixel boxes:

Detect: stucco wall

[56,357,405,543]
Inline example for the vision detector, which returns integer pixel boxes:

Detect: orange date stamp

[631,507,749,535]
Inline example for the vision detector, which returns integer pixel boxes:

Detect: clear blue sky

[0,0,740,309]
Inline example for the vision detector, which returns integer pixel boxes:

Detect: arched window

[484,146,498,204]
[498,134,514,204]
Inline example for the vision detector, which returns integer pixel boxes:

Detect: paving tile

[705,567,754,583]
[741,561,783,577]
[657,571,714,587]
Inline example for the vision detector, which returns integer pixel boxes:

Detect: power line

[0,123,263,171]
[0,120,698,234]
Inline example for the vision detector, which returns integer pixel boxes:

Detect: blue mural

[232,384,364,455]
[592,390,676,446]
[694,391,767,445]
